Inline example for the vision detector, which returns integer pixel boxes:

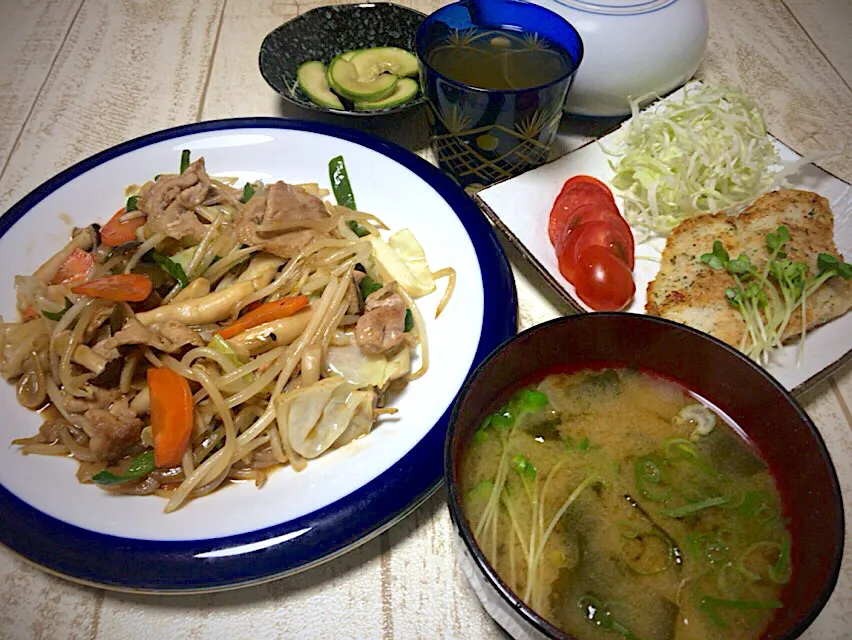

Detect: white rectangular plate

[475,132,852,395]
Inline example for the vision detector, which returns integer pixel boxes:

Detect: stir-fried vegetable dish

[3,152,454,512]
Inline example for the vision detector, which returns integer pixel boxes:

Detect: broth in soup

[462,368,791,640]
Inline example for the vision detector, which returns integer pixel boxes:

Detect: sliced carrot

[51,247,95,285]
[100,207,146,247]
[71,273,153,302]
[147,367,194,468]
[215,295,310,340]
[242,300,263,314]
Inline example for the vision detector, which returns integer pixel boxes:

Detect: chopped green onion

[660,495,729,518]
[662,437,700,460]
[41,297,73,321]
[210,334,240,365]
[180,149,191,174]
[685,530,730,565]
[329,155,356,210]
[403,308,413,332]
[736,490,777,521]
[91,450,155,486]
[347,220,370,237]
[125,195,138,212]
[152,252,189,288]
[768,532,792,584]
[735,540,780,581]
[358,275,382,300]
[168,246,196,273]
[241,182,255,204]
[634,454,671,502]
[210,334,252,383]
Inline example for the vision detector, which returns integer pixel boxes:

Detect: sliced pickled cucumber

[341,49,362,61]
[328,55,398,101]
[297,60,344,109]
[355,78,419,111]
[350,47,418,79]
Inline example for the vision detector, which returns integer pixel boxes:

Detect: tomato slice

[562,175,616,195]
[552,202,621,248]
[548,177,618,245]
[555,202,627,254]
[557,219,635,284]
[572,245,636,311]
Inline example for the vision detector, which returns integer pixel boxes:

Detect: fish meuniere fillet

[646,189,852,348]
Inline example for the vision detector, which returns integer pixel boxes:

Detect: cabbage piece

[388,229,435,295]
[368,230,435,297]
[603,81,818,237]
[324,338,410,388]
[285,377,365,458]
[333,389,376,449]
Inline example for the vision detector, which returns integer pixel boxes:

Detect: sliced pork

[92,318,202,360]
[83,397,143,461]
[234,181,331,258]
[355,285,406,356]
[137,158,212,242]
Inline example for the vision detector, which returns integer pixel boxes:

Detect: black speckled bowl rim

[259,3,427,117]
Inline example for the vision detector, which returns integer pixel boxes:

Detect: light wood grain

[796,383,852,638]
[0,0,225,213]
[700,0,852,184]
[0,0,82,178]
[0,560,98,640]
[94,540,386,640]
[383,492,502,639]
[783,0,852,90]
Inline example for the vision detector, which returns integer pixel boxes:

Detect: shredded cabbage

[603,81,817,237]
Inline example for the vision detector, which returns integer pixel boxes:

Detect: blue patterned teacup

[416,0,583,189]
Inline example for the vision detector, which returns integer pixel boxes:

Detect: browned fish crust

[646,189,852,348]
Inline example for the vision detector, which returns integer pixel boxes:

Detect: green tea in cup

[426,28,574,91]
[416,0,584,189]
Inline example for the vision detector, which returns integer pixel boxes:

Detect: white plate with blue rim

[0,118,517,593]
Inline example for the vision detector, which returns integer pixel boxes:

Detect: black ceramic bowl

[259,3,427,117]
[445,314,844,640]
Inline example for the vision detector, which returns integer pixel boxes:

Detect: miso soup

[462,368,791,640]
[426,27,574,91]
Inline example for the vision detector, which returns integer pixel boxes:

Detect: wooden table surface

[1,0,851,638]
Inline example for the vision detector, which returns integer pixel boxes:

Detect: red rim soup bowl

[445,313,844,640]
